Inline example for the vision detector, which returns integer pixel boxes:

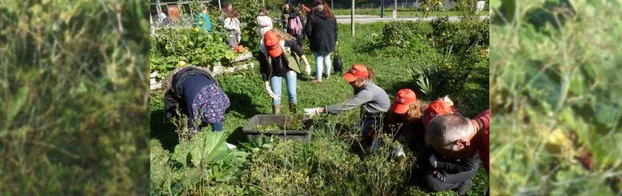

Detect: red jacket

[474,109,490,175]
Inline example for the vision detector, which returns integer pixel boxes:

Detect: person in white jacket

[256,8,273,40]
[224,9,241,48]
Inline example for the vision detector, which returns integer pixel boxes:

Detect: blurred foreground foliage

[491,0,622,195]
[0,0,150,195]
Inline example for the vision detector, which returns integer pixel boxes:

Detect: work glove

[441,95,454,106]
[429,153,438,168]
[303,107,322,118]
[432,170,446,182]
[264,81,280,100]
[305,64,311,76]
[392,144,405,157]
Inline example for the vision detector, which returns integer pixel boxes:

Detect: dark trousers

[294,34,304,48]
[420,168,477,194]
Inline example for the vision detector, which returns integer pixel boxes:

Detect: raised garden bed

[242,114,313,142]
[150,51,254,91]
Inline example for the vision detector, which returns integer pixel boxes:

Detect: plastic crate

[242,114,313,142]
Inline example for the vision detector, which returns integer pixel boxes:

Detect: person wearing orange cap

[304,64,390,145]
[422,96,463,129]
[381,89,428,156]
[259,30,312,114]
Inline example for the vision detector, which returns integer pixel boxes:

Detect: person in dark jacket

[381,89,429,156]
[259,30,312,114]
[162,66,234,149]
[305,0,338,83]
[304,64,390,146]
[281,3,305,48]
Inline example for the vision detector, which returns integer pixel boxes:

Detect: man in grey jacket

[304,64,390,144]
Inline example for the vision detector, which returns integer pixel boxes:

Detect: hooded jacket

[304,10,338,55]
[163,67,217,121]
[256,15,273,39]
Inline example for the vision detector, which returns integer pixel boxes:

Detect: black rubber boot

[289,103,297,114]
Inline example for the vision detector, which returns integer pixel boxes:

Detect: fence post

[380,0,384,18]
[351,0,355,36]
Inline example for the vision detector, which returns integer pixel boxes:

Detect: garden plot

[242,114,313,142]
[150,18,489,195]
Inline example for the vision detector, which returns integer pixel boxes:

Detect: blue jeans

[356,115,382,138]
[270,71,297,105]
[313,52,332,80]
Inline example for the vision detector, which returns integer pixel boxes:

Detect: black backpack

[333,50,343,74]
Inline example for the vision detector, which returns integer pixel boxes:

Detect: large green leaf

[4,86,28,129]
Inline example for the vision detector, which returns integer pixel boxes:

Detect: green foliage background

[491,0,622,195]
[0,0,150,195]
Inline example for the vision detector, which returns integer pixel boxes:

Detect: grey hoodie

[326,81,390,115]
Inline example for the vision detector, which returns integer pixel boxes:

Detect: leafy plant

[171,131,248,182]
[231,0,263,51]
[150,27,235,78]
[416,74,433,95]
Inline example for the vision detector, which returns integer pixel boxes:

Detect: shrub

[382,21,432,49]
[232,0,263,51]
[0,0,149,195]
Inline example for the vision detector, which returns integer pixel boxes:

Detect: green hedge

[0,0,149,195]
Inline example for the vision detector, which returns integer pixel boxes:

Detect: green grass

[150,22,489,195]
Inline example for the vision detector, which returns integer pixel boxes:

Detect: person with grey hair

[419,114,480,195]
[162,66,236,149]
[425,110,490,174]
[423,109,490,195]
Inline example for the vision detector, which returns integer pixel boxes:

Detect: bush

[232,0,263,51]
[492,1,622,195]
[382,21,432,49]
[0,0,149,195]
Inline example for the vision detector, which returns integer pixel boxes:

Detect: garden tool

[273,104,281,115]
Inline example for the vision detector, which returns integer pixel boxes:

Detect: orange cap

[343,64,369,82]
[391,89,417,114]
[423,99,454,128]
[263,31,282,57]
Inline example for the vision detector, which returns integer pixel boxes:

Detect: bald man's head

[425,114,477,158]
